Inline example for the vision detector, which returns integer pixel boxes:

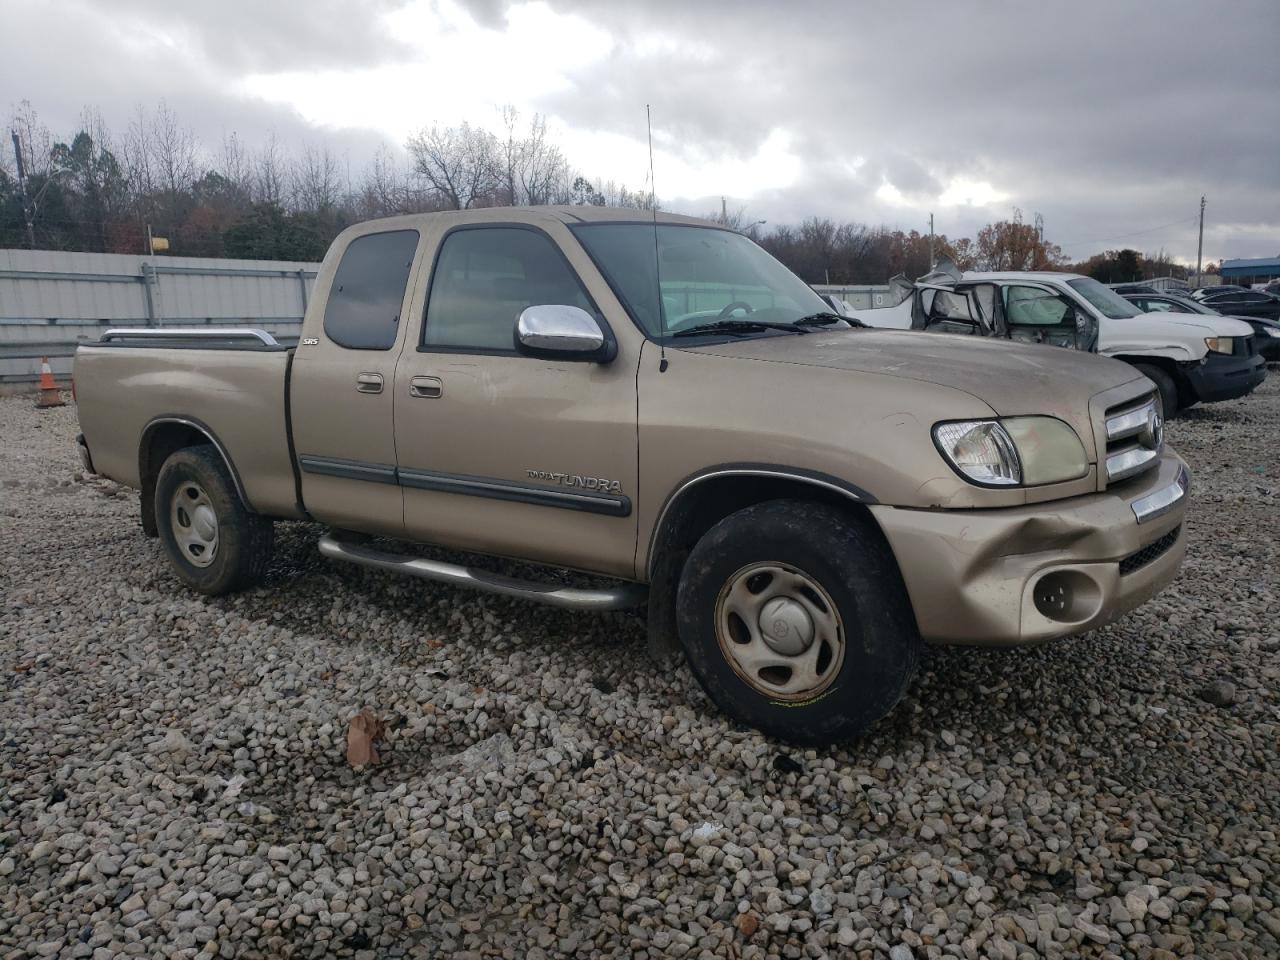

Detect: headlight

[933,421,1021,486]
[1204,337,1234,354]
[933,417,1088,488]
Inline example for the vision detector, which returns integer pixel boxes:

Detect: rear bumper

[872,451,1189,647]
[76,433,96,474]
[1185,351,1265,403]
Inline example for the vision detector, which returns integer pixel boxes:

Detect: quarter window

[322,230,419,350]
[423,227,594,352]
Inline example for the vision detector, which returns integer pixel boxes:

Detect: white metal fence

[0,249,318,384]
[811,284,898,309]
[0,249,900,386]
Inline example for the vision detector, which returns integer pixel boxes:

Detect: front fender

[1100,342,1198,363]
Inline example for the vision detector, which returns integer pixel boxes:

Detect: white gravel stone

[1,383,1278,958]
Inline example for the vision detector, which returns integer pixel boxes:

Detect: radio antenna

[647,104,668,372]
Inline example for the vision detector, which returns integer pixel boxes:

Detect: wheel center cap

[193,505,218,541]
[759,597,814,655]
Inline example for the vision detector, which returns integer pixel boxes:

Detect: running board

[317,534,647,611]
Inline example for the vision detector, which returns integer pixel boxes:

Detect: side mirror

[515,305,616,363]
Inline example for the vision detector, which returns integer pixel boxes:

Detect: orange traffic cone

[35,357,66,409]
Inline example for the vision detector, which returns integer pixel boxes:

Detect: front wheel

[676,500,920,745]
[1133,363,1180,419]
[155,446,273,595]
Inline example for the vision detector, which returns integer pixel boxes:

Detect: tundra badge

[527,470,623,494]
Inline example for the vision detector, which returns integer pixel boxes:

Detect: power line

[1056,215,1201,250]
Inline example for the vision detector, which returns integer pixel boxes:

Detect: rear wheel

[676,500,920,744]
[1134,363,1180,419]
[155,446,273,595]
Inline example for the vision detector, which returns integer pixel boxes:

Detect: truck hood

[1099,312,1254,358]
[687,328,1143,417]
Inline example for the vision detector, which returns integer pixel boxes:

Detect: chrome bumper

[1132,464,1190,524]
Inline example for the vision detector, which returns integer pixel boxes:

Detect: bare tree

[219,132,253,196]
[406,122,500,210]
[9,100,54,180]
[519,114,571,205]
[291,144,342,213]
[121,104,155,199]
[254,132,287,206]
[150,100,199,200]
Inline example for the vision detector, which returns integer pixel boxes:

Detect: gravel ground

[1,384,1277,960]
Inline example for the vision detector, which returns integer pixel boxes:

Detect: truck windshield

[1066,277,1141,319]
[572,223,831,339]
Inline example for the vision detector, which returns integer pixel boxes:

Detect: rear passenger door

[290,228,424,536]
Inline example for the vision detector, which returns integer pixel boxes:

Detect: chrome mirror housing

[515,305,615,362]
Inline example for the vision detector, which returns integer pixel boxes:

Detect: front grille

[1102,392,1161,487]
[1235,334,1256,357]
[1119,524,1180,576]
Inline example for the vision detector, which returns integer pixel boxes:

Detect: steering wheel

[715,301,755,322]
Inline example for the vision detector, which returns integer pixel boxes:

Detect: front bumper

[1186,351,1265,403]
[871,451,1189,646]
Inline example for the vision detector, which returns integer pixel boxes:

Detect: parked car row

[847,260,1267,418]
[1120,290,1280,362]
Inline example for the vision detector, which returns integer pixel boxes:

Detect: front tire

[154,446,273,595]
[1134,363,1180,419]
[676,500,920,745]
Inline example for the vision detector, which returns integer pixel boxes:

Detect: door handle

[356,373,384,394]
[410,376,444,399]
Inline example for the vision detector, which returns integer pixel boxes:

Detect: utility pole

[10,130,36,250]
[928,213,935,269]
[1195,195,1206,288]
[721,196,727,223]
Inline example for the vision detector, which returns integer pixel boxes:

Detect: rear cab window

[323,230,420,350]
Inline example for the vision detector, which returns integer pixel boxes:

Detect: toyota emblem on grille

[1139,408,1163,450]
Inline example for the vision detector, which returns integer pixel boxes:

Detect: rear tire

[1134,363,1180,419]
[155,446,273,595]
[676,500,920,745]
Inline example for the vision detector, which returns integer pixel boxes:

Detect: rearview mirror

[515,305,616,363]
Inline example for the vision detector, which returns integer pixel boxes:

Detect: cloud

[2,0,1277,261]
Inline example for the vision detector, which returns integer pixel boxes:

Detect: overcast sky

[3,0,1277,263]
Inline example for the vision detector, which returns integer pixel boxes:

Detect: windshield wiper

[793,311,868,329]
[669,319,809,339]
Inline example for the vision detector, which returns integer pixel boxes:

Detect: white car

[854,267,1265,416]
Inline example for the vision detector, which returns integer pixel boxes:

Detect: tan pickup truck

[74,207,1190,743]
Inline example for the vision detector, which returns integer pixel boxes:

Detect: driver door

[392,223,640,579]
[1000,283,1093,350]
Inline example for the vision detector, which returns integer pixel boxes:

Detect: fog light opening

[1032,570,1103,624]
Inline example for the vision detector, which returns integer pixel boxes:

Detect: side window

[922,289,979,334]
[423,227,594,352]
[1143,300,1175,312]
[322,230,419,350]
[1004,286,1070,326]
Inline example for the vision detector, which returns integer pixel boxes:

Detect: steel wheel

[715,561,845,700]
[170,481,219,568]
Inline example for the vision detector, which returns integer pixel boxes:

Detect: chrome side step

[317,534,647,611]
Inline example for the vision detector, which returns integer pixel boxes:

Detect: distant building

[1220,256,1280,286]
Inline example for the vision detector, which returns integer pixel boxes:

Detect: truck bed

[74,329,303,519]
